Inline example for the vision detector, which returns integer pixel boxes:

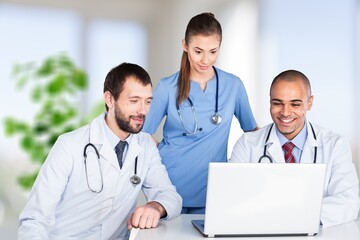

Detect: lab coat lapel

[122,134,142,171]
[100,134,142,240]
[300,121,319,164]
[89,114,119,170]
[266,126,286,163]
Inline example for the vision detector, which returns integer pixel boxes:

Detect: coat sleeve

[18,135,73,239]
[229,134,251,163]
[229,126,266,163]
[320,136,360,227]
[140,136,182,220]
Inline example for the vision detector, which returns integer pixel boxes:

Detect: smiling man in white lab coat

[18,62,182,239]
[230,69,360,227]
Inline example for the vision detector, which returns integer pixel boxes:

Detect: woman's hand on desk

[127,201,166,230]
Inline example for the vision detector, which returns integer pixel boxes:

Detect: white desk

[135,214,360,240]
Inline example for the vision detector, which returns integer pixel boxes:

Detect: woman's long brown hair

[177,12,222,106]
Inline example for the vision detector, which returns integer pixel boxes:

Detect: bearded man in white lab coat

[18,62,182,239]
[230,69,360,227]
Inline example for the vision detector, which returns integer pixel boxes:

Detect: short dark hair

[271,69,312,96]
[103,62,152,111]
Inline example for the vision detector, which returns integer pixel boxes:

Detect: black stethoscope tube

[215,67,219,114]
[258,122,317,163]
[83,142,141,193]
[177,66,221,136]
[84,143,103,193]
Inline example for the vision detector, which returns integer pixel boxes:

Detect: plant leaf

[37,58,54,76]
[72,69,87,89]
[18,171,39,190]
[47,74,66,94]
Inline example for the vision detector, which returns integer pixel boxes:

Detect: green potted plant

[3,53,103,190]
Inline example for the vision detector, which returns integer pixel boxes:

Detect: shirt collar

[103,113,132,150]
[275,121,308,151]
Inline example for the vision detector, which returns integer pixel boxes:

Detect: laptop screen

[200,162,326,237]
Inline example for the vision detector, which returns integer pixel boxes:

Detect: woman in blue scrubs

[143,12,258,213]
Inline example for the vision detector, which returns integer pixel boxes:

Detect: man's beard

[114,104,145,134]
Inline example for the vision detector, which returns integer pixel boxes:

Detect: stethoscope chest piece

[211,114,222,125]
[178,67,222,135]
[130,175,141,185]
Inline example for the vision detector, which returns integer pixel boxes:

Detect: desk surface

[135,214,360,240]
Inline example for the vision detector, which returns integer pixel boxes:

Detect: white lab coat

[18,113,182,240]
[230,121,360,227]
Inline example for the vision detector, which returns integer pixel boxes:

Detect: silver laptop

[192,162,326,237]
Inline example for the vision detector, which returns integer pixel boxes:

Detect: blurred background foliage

[3,53,104,190]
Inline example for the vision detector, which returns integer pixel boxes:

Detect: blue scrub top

[143,67,257,207]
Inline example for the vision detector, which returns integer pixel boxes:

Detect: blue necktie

[115,141,127,169]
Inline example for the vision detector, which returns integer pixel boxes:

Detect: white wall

[355,0,360,174]
[0,0,359,239]
[257,0,359,173]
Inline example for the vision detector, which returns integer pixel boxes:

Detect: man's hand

[127,201,166,230]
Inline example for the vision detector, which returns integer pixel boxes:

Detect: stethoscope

[258,122,317,163]
[83,141,141,193]
[177,66,221,136]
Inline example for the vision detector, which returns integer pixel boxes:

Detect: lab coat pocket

[108,230,130,240]
[50,231,101,240]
